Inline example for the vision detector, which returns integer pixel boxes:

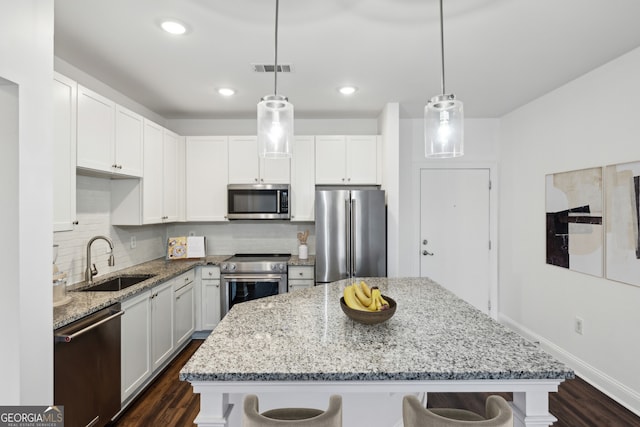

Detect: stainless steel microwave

[227,184,290,220]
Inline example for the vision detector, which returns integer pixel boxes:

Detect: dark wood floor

[114,339,640,426]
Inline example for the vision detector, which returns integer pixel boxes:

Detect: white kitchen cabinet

[201,266,221,330]
[315,135,379,185]
[288,265,315,291]
[111,121,184,225]
[290,136,315,222]
[162,128,181,222]
[173,271,195,348]
[142,119,164,223]
[186,136,229,221]
[228,136,290,184]
[114,105,144,176]
[76,85,143,177]
[121,289,151,403]
[151,279,174,372]
[53,73,77,232]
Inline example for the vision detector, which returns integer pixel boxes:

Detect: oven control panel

[271,263,287,272]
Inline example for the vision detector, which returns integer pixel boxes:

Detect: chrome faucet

[85,235,115,284]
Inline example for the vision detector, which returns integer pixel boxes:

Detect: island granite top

[180,277,574,383]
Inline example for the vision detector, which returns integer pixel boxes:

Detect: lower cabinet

[121,289,152,404]
[288,265,315,291]
[201,266,221,330]
[174,272,195,348]
[121,275,184,404]
[151,280,175,371]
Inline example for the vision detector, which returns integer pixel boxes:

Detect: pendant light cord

[274,0,280,96]
[439,0,446,95]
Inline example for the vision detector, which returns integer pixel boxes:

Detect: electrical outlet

[130,236,136,249]
[188,231,196,237]
[574,317,584,335]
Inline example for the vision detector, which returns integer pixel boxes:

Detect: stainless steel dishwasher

[54,303,123,427]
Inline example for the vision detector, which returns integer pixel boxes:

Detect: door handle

[422,250,434,256]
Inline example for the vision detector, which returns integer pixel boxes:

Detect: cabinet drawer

[288,279,314,291]
[201,266,220,280]
[176,269,195,286]
[288,266,314,280]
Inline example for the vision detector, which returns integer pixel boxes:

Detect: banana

[378,292,390,311]
[360,281,372,298]
[343,284,369,311]
[353,282,372,307]
[366,293,379,311]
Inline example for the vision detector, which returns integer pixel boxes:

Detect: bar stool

[403,395,513,427]
[242,394,342,427]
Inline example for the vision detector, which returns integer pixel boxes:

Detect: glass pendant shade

[257,94,294,159]
[425,93,463,158]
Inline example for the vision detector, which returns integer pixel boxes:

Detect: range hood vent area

[252,63,293,73]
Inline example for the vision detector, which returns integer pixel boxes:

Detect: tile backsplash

[54,174,315,286]
[53,175,166,286]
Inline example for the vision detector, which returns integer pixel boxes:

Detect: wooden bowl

[339,295,397,325]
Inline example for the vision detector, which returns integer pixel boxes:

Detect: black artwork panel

[546,205,597,268]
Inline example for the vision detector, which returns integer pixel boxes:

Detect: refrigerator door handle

[351,198,356,275]
[345,198,351,276]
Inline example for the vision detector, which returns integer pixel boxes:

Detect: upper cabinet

[228,136,290,184]
[315,135,380,185]
[77,85,143,177]
[111,120,185,225]
[53,73,77,232]
[291,136,315,222]
[186,136,228,221]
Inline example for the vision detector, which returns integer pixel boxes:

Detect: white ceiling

[54,0,640,120]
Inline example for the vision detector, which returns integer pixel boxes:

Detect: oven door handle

[222,274,285,281]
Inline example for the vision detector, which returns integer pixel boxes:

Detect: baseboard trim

[499,313,640,418]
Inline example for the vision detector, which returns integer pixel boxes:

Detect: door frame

[412,162,499,319]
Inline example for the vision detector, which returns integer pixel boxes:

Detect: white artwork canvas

[546,167,603,277]
[605,161,640,287]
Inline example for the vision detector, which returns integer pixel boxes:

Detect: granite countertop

[180,277,574,382]
[54,254,316,330]
[287,255,315,266]
[54,255,228,329]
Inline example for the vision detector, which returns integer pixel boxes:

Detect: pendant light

[425,0,463,158]
[257,0,293,159]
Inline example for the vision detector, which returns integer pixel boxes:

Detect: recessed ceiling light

[338,86,358,96]
[161,20,187,35]
[217,88,236,97]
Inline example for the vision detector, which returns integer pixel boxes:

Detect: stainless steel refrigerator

[315,187,387,283]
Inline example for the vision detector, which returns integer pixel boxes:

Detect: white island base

[191,379,560,427]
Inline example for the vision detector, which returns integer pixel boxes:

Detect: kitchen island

[180,278,573,427]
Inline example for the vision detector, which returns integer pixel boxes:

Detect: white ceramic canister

[298,244,308,260]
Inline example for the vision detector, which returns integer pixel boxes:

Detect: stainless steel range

[221,253,289,316]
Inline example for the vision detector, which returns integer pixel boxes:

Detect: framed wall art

[605,161,640,287]
[546,167,603,277]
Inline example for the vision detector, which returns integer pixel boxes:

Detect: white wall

[398,117,500,277]
[499,46,640,415]
[378,103,400,277]
[0,0,54,405]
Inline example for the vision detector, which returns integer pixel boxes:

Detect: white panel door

[228,136,260,183]
[420,168,491,314]
[346,135,377,184]
[114,105,143,177]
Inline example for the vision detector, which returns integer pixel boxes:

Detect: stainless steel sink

[80,274,155,292]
